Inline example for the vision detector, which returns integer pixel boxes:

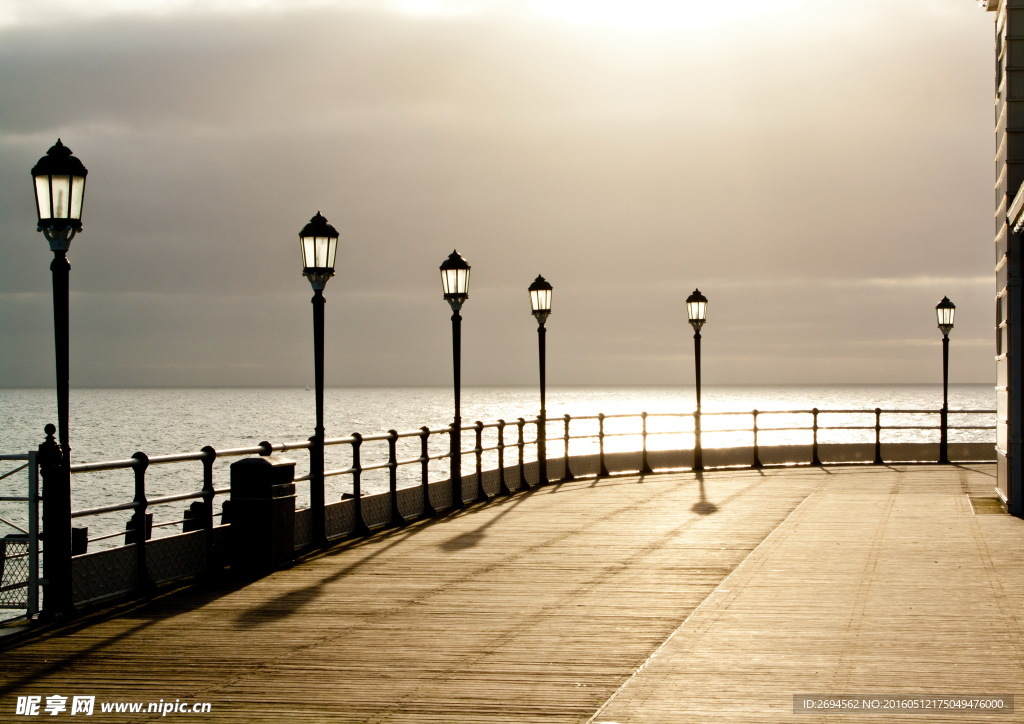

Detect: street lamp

[32,139,87,461]
[529,275,552,485]
[441,250,470,508]
[32,139,88,618]
[936,296,956,464]
[686,289,708,472]
[299,211,339,544]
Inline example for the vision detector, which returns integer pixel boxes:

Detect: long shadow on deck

[234,485,546,629]
[0,577,246,696]
[439,484,544,551]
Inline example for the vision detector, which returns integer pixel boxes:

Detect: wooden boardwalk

[1,464,1022,722]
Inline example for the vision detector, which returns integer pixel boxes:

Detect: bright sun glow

[0,0,802,31]
[4,0,806,30]
[524,0,800,32]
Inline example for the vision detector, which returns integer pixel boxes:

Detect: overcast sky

[0,0,998,388]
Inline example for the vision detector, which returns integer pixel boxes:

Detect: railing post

[563,414,574,481]
[130,452,155,594]
[26,450,40,618]
[752,410,763,468]
[497,420,513,496]
[537,414,549,486]
[419,426,436,517]
[199,445,219,574]
[475,421,488,502]
[388,430,405,527]
[517,418,528,490]
[351,432,370,536]
[39,424,73,619]
[308,433,326,547]
[199,446,217,529]
[811,408,822,466]
[640,412,654,475]
[598,413,610,477]
[874,408,883,464]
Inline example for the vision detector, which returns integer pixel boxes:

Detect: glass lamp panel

[51,175,71,218]
[300,235,337,271]
[301,236,316,269]
[531,287,552,313]
[34,176,52,221]
[69,175,86,219]
[443,267,470,296]
[937,304,955,328]
[687,299,707,323]
[313,236,330,268]
[324,236,338,270]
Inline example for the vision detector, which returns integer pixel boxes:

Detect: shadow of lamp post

[936,296,955,465]
[686,289,708,473]
[529,275,552,486]
[32,139,88,618]
[441,250,471,509]
[299,212,339,546]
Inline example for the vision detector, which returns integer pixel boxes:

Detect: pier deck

[1,464,1022,722]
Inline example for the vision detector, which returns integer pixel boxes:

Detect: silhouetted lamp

[529,275,553,322]
[33,139,88,250]
[936,296,955,464]
[529,275,553,484]
[299,211,340,544]
[31,139,88,618]
[686,288,708,333]
[440,249,471,311]
[686,289,708,471]
[936,296,956,337]
[441,250,471,506]
[299,211,339,291]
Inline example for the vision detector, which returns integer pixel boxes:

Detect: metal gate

[0,453,40,620]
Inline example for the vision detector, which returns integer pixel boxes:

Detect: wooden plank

[591,464,1023,724]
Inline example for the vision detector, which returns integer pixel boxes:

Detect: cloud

[0,0,999,387]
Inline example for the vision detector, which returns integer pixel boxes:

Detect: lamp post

[686,289,708,472]
[299,212,339,545]
[32,139,87,618]
[441,250,470,509]
[529,275,552,485]
[936,296,955,465]
[32,140,87,469]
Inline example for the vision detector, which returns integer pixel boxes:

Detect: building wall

[991,0,1024,514]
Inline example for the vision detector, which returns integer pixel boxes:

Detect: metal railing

[12,405,995,617]
[51,406,994,553]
